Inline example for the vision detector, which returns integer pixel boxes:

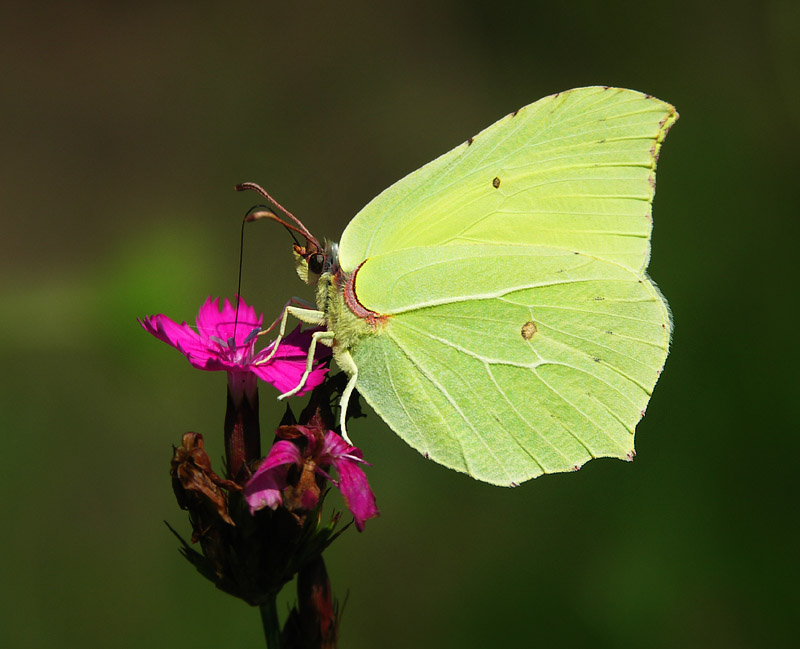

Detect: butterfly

[241,86,677,486]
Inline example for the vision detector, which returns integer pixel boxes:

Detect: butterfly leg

[277,329,335,400]
[334,348,358,445]
[259,297,317,335]
[255,305,325,366]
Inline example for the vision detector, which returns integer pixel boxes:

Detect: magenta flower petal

[244,475,285,513]
[245,426,378,530]
[244,440,304,513]
[139,313,201,351]
[140,296,330,394]
[322,432,379,532]
[251,326,329,395]
[140,313,230,372]
[260,439,304,472]
[196,296,261,345]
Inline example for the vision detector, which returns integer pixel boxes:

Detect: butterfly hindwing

[350,245,669,485]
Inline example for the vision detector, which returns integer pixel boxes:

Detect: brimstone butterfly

[241,86,677,486]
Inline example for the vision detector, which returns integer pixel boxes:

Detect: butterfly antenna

[243,205,315,246]
[235,201,309,345]
[232,210,249,341]
[236,182,321,249]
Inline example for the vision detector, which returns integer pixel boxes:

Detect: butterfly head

[293,240,339,285]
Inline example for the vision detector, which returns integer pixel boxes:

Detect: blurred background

[2,1,797,647]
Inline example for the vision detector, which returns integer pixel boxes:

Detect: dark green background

[2,1,797,647]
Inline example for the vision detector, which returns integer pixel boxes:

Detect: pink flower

[139,297,329,397]
[245,425,379,532]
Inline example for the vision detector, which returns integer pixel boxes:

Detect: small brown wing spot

[512,108,520,117]
[626,451,636,462]
[492,176,501,188]
[467,136,474,146]
[521,321,537,340]
[571,464,582,472]
[648,175,656,189]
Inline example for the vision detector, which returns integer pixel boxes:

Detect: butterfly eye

[308,253,326,275]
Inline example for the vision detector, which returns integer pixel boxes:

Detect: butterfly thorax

[315,266,378,353]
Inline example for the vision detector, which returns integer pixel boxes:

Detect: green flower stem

[260,593,281,649]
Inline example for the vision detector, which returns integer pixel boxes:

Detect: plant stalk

[260,593,281,649]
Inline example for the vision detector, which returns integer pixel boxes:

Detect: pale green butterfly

[241,86,677,486]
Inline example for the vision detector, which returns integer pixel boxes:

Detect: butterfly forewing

[338,86,677,276]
